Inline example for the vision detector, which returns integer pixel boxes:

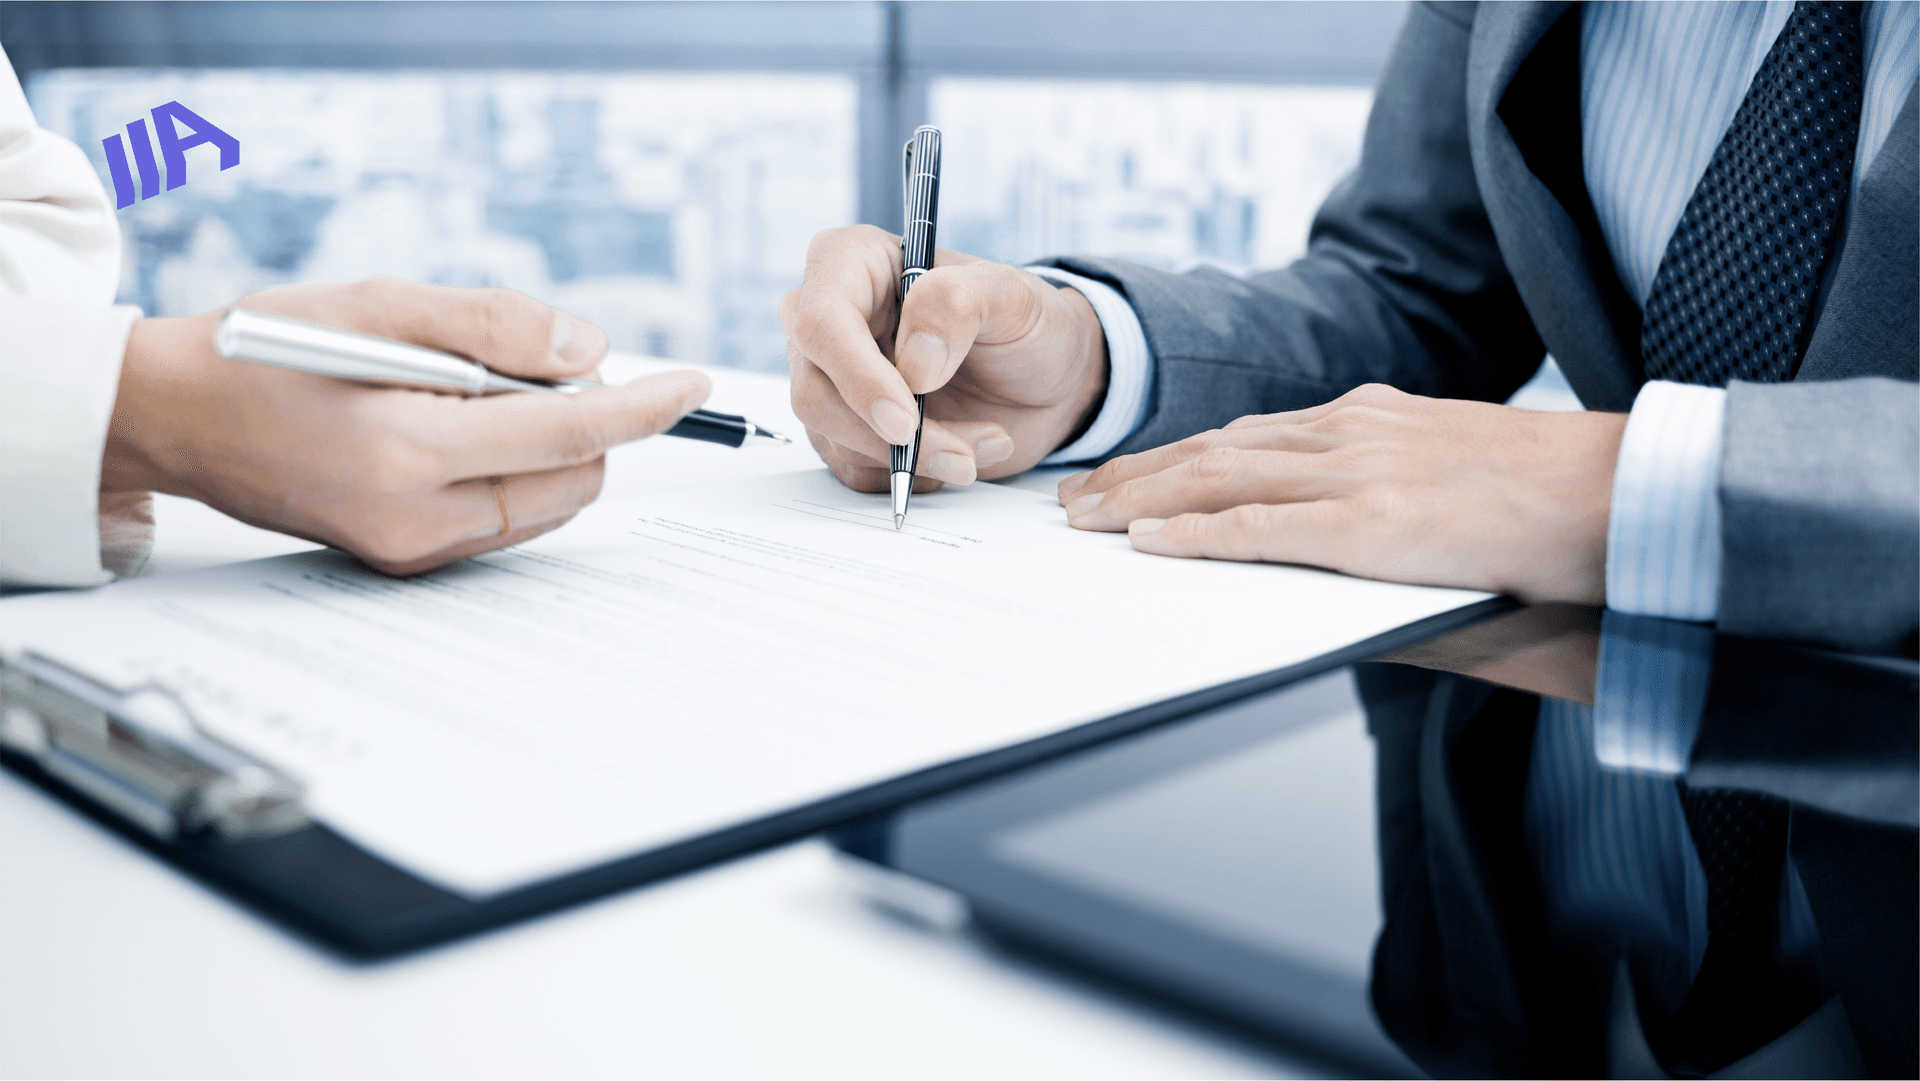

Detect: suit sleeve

[0,45,145,588]
[1036,1,1546,457]
[1717,378,1919,653]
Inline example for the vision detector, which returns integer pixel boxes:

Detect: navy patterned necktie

[1640,0,1865,387]
[1656,785,1817,1075]
[1635,5,1862,1072]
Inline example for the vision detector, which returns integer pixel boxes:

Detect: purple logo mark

[101,101,240,209]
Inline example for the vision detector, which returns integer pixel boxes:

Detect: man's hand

[781,225,1107,493]
[1056,384,1629,605]
[103,279,711,576]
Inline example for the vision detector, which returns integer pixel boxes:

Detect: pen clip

[0,647,309,841]
[902,135,914,207]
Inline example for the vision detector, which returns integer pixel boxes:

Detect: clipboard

[0,598,1512,960]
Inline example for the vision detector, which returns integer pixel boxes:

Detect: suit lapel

[1797,82,1919,382]
[1467,1,1645,411]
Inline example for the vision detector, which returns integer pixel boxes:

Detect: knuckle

[810,224,884,260]
[550,416,611,465]
[565,462,606,512]
[1085,458,1126,489]
[473,287,524,349]
[1192,445,1241,483]
[832,462,888,494]
[789,303,837,357]
[1234,502,1281,535]
[789,301,825,338]
[1220,505,1275,558]
[1355,484,1413,529]
[1314,402,1378,434]
[805,229,838,260]
[910,266,969,314]
[1181,429,1223,451]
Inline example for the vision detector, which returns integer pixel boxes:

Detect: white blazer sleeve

[0,46,147,588]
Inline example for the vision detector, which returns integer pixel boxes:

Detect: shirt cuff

[0,300,142,588]
[1605,380,1727,622]
[1591,609,1715,775]
[1027,266,1154,465]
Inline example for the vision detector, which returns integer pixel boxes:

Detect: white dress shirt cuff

[1591,609,1715,775]
[1605,380,1727,622]
[0,300,142,588]
[1027,266,1154,465]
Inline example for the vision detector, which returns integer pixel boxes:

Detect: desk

[0,357,1312,1079]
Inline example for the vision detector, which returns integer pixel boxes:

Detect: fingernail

[974,434,1014,468]
[924,451,976,486]
[1065,491,1104,518]
[902,332,948,387]
[669,371,710,415]
[550,314,606,367]
[1057,471,1092,501]
[870,398,917,444]
[1131,518,1166,536]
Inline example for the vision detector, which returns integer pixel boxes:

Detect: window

[28,69,857,372]
[932,78,1371,274]
[5,1,1408,369]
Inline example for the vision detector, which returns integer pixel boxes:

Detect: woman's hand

[103,279,711,575]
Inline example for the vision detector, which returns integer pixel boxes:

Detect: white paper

[0,470,1488,896]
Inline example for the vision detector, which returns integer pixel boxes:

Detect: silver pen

[213,308,791,449]
[892,125,942,530]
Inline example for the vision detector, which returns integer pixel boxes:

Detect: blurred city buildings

[30,70,1369,370]
[29,70,856,372]
[933,79,1372,274]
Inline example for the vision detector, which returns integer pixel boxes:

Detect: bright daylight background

[15,1,1405,376]
[28,72,1369,372]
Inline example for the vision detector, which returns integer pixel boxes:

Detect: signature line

[789,499,981,543]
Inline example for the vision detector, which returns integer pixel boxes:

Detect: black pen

[892,125,942,529]
[213,308,791,447]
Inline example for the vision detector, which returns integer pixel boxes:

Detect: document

[0,470,1488,896]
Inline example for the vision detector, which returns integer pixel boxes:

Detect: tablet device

[829,666,1422,1078]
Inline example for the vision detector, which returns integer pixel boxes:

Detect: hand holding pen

[216,308,790,449]
[780,158,1110,510]
[104,279,723,577]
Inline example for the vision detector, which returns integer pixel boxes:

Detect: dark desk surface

[849,604,1919,1079]
[1371,607,1916,1078]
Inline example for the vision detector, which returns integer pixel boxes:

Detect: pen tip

[894,515,905,531]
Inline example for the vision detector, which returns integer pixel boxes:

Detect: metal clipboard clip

[0,646,308,841]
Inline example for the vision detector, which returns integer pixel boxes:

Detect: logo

[101,101,240,209]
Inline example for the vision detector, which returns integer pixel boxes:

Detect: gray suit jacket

[1045,1,1918,653]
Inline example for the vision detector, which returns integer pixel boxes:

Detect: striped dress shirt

[1592,0,1917,622]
